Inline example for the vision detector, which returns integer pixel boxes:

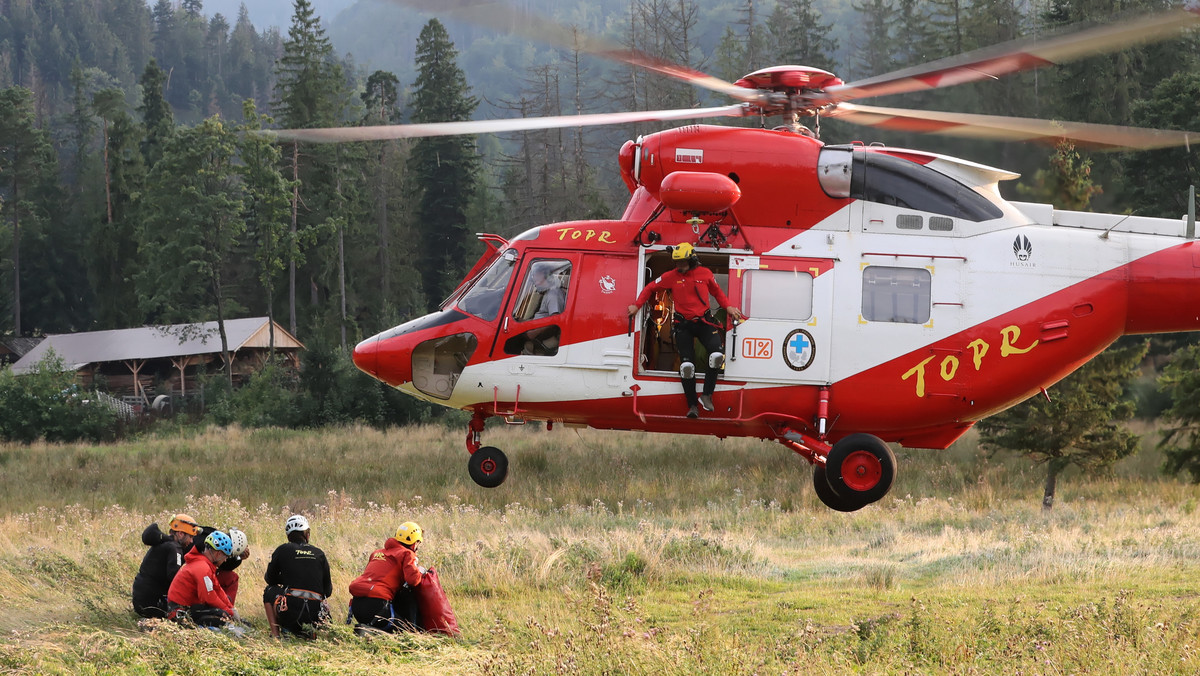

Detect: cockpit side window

[456,250,517,321]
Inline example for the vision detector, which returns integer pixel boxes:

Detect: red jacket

[348,538,422,600]
[167,549,234,614]
[633,266,732,321]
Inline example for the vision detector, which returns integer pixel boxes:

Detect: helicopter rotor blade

[266,104,749,143]
[827,102,1199,150]
[817,7,1200,105]
[383,0,763,104]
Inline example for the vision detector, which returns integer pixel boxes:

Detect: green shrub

[0,351,121,443]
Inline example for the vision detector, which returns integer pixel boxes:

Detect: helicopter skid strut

[778,427,830,467]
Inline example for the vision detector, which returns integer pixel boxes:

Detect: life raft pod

[657,171,741,213]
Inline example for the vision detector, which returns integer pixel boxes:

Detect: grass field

[2,423,1200,674]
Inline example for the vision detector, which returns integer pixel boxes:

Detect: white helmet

[285,515,310,534]
[228,528,249,557]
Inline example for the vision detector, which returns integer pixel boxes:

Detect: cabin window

[456,250,517,321]
[503,259,572,356]
[741,269,813,321]
[861,266,931,324]
[511,260,571,322]
[840,149,1003,222]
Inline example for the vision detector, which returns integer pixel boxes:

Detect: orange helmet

[168,514,200,536]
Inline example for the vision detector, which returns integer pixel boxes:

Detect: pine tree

[850,0,897,79]
[1119,72,1200,218]
[1018,141,1103,211]
[138,117,245,386]
[977,341,1147,510]
[138,59,174,170]
[0,86,57,335]
[766,0,838,72]
[361,70,408,315]
[979,143,1142,510]
[273,0,346,337]
[408,19,479,308]
[239,100,293,357]
[86,100,146,330]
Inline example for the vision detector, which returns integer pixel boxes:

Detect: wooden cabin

[0,336,43,366]
[8,318,304,402]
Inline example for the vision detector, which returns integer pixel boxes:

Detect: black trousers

[350,589,421,633]
[265,586,326,638]
[673,317,723,406]
[133,594,169,619]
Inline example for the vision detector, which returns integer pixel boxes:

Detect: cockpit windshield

[456,249,517,321]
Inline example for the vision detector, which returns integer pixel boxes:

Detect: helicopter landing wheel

[812,465,869,512]
[824,433,896,506]
[468,446,508,488]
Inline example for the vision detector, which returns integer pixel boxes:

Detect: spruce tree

[273,0,346,337]
[0,86,57,335]
[138,59,174,170]
[767,0,838,72]
[979,147,1142,510]
[239,100,293,357]
[977,341,1146,510]
[138,117,245,386]
[408,19,479,308]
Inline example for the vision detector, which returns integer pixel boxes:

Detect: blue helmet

[205,530,233,556]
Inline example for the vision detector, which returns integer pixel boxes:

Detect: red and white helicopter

[275,3,1200,511]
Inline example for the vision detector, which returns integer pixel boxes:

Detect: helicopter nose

[352,336,379,377]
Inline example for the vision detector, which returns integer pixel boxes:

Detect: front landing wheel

[824,433,896,505]
[468,446,508,488]
[812,465,869,512]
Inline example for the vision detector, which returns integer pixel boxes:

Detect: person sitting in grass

[167,530,242,629]
[132,513,200,618]
[190,525,250,606]
[348,522,426,633]
[263,515,333,639]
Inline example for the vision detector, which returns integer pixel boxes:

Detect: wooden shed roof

[9,318,303,374]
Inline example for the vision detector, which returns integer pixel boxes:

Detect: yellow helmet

[395,521,423,546]
[168,513,200,536]
[671,242,695,261]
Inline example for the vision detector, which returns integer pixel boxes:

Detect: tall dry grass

[2,424,1200,673]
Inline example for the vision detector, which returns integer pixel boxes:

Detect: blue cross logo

[788,332,811,357]
[783,329,815,371]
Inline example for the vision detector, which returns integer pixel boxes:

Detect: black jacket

[265,542,333,597]
[131,523,184,605]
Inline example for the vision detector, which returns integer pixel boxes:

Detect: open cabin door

[632,249,736,379]
[723,254,835,385]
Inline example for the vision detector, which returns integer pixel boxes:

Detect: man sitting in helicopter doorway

[628,242,745,418]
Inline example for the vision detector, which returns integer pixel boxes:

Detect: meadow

[2,422,1200,674]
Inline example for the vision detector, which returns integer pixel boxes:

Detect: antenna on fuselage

[1188,185,1195,239]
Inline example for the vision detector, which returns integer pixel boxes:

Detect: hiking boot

[686,405,699,419]
[699,394,714,412]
